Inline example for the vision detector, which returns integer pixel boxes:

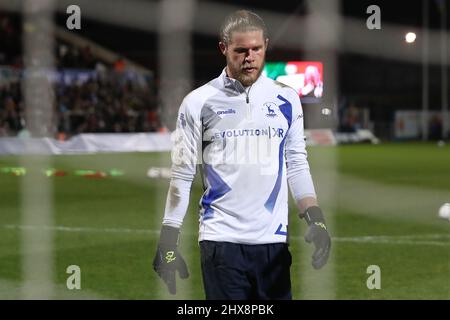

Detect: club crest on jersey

[263,102,278,118]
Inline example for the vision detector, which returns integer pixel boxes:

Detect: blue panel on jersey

[264,136,287,213]
[264,95,293,213]
[277,95,292,128]
[275,223,288,236]
[201,164,231,220]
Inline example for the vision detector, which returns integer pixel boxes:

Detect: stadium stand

[0,13,161,139]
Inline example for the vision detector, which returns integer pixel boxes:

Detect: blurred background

[0,0,448,140]
[0,0,449,300]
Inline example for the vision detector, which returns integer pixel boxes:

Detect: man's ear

[219,42,227,55]
[265,38,269,50]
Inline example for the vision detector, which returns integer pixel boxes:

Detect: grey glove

[300,206,331,269]
[153,225,189,294]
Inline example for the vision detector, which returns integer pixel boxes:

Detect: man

[153,10,331,300]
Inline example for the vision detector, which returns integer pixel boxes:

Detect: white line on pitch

[2,224,449,246]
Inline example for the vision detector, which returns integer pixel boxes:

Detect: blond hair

[220,10,268,45]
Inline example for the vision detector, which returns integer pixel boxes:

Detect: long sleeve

[162,98,202,227]
[285,93,317,202]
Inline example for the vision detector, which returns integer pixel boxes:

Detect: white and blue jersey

[162,69,316,245]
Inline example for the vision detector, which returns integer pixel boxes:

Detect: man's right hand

[153,225,189,294]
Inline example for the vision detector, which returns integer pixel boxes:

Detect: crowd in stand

[0,13,163,138]
[0,13,21,67]
[0,71,161,138]
[0,64,163,138]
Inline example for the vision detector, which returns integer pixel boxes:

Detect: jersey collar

[220,67,264,94]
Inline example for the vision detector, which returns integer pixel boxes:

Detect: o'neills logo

[217,109,236,115]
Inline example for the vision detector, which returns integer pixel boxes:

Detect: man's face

[219,30,268,87]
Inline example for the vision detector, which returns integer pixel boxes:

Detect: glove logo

[165,251,176,263]
[314,221,327,230]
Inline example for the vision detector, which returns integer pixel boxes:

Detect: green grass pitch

[0,143,449,299]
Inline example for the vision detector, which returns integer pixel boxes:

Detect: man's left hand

[301,206,331,269]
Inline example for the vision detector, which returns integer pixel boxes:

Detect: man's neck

[224,67,254,89]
